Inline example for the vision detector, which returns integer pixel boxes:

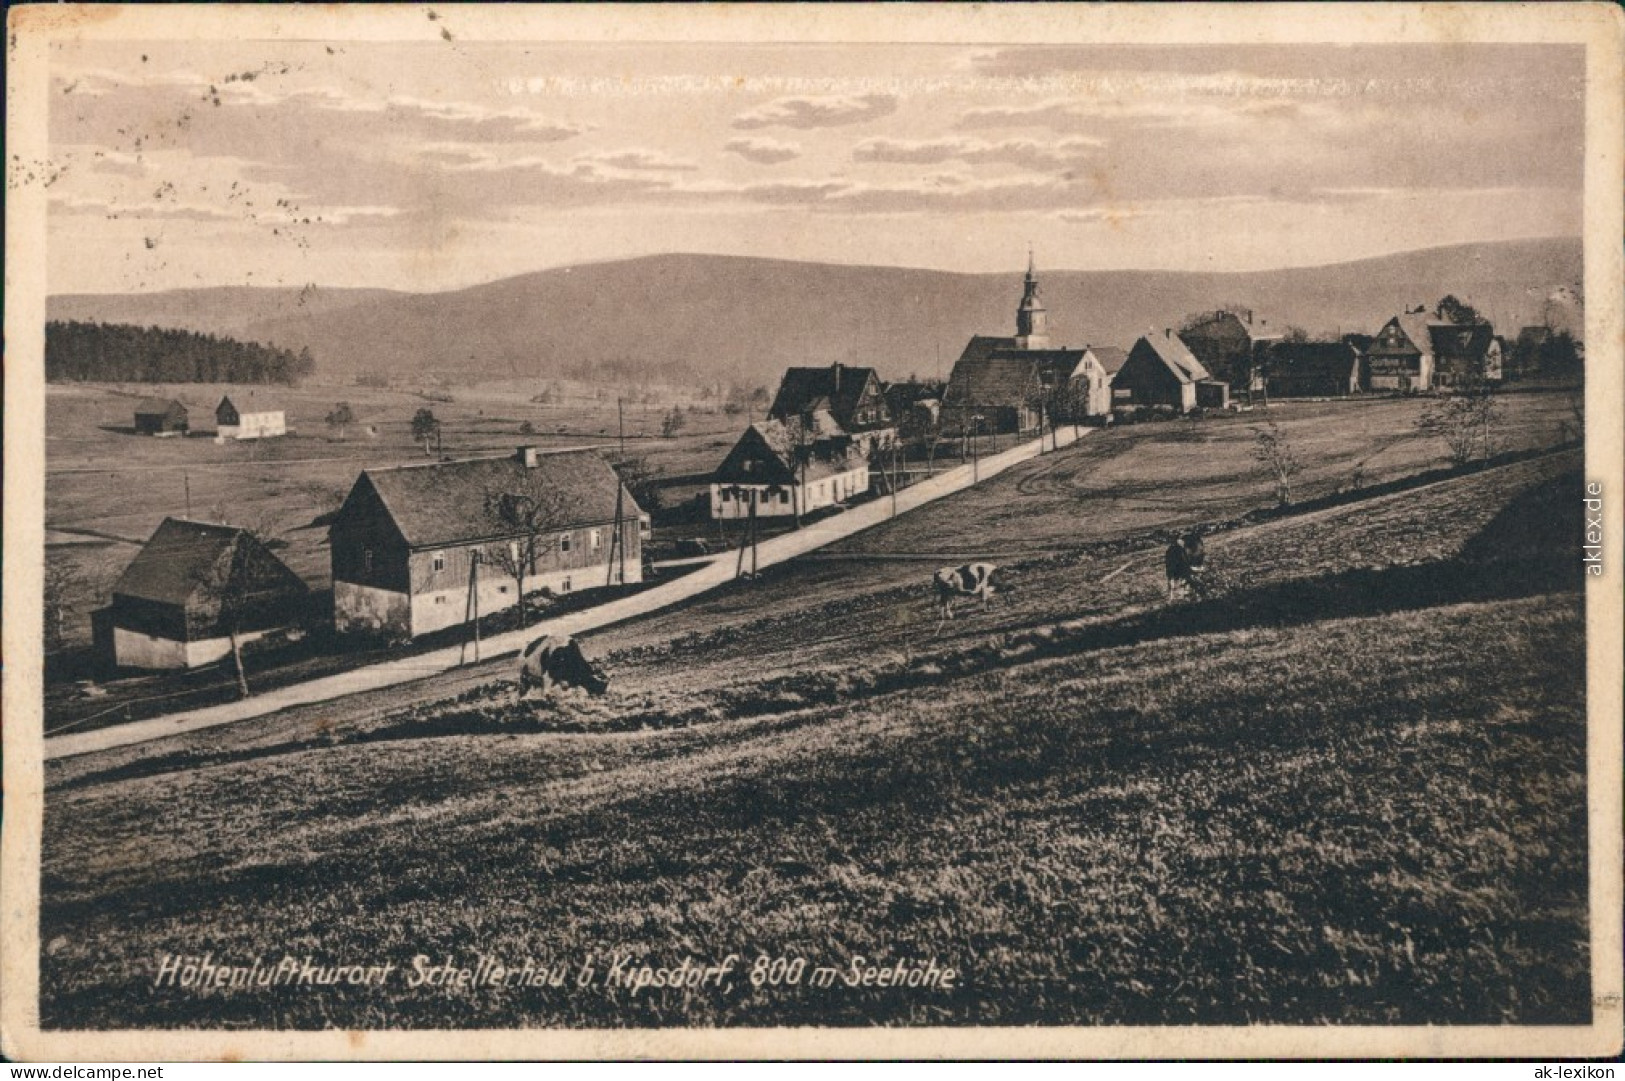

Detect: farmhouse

[1263,341,1364,398]
[330,446,644,639]
[711,410,869,520]
[1431,321,1502,387]
[943,255,1088,433]
[1178,309,1281,393]
[1367,309,1501,391]
[1075,345,1128,418]
[1111,330,1231,413]
[133,397,189,436]
[215,395,286,441]
[94,518,310,670]
[768,363,896,453]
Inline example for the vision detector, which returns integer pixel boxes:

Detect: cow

[517,634,610,697]
[933,562,999,631]
[1164,532,1208,600]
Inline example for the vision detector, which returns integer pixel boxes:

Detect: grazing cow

[933,562,999,629]
[517,634,609,697]
[1164,532,1208,600]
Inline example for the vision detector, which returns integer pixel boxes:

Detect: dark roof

[358,449,637,549]
[1086,345,1129,375]
[945,338,1085,406]
[718,411,864,485]
[1267,341,1360,378]
[1429,321,1495,362]
[1136,332,1211,383]
[134,397,186,416]
[768,365,882,427]
[113,518,306,609]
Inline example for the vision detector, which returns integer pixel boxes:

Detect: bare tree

[898,401,945,475]
[481,479,572,625]
[1251,421,1302,506]
[188,543,256,698]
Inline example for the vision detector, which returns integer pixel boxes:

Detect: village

[43,253,1584,739]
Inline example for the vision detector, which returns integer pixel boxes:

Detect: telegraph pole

[183,473,192,520]
[617,398,626,459]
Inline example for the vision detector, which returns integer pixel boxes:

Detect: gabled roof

[1085,345,1129,375]
[768,365,883,427]
[718,411,864,485]
[354,449,637,549]
[1135,332,1212,384]
[114,518,305,609]
[134,397,186,416]
[945,336,1087,407]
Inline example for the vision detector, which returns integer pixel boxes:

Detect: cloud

[733,93,897,130]
[854,136,1103,170]
[723,137,801,164]
[574,149,698,173]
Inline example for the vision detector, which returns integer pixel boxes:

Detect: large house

[943,255,1089,433]
[1264,341,1363,398]
[215,395,286,441]
[1111,330,1231,413]
[94,518,310,670]
[133,397,189,436]
[329,447,644,639]
[1366,308,1501,391]
[1178,309,1281,393]
[768,363,895,453]
[711,410,869,520]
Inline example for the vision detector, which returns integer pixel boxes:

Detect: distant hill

[47,238,1580,388]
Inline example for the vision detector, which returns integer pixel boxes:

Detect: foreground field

[40,449,1590,1029]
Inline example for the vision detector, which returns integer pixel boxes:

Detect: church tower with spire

[1014,248,1051,350]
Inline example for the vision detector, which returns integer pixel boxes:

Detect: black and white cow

[517,634,610,697]
[933,562,999,628]
[1164,533,1207,600]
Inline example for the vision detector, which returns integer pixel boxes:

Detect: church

[942,255,1095,434]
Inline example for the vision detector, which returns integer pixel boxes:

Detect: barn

[1264,341,1363,398]
[96,518,310,670]
[330,446,644,640]
[133,398,189,436]
[215,395,287,441]
[711,410,869,520]
[1111,331,1231,413]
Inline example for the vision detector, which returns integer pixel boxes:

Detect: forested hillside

[45,321,315,385]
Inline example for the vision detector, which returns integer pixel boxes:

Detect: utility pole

[617,398,626,460]
[183,473,192,520]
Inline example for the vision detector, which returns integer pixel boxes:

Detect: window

[561,577,572,593]
[432,552,445,573]
[779,491,789,505]
[561,534,572,553]
[720,489,731,502]
[362,548,373,574]
[434,596,446,605]
[590,529,602,551]
[498,585,509,594]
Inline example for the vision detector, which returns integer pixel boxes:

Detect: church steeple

[1014,246,1050,350]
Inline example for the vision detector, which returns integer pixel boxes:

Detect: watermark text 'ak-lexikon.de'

[1584,482,1603,576]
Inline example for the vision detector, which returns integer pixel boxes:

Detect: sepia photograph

[3,2,1621,1061]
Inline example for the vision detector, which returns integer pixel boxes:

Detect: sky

[44,38,1584,294]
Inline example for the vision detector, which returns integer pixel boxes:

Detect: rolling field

[43,380,745,649]
[39,420,1591,1029]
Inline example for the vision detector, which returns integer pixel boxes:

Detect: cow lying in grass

[933,562,999,632]
[1165,533,1209,600]
[517,634,610,697]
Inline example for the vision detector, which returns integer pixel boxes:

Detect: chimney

[517,446,540,468]
[1165,328,1172,339]
[833,361,842,394]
